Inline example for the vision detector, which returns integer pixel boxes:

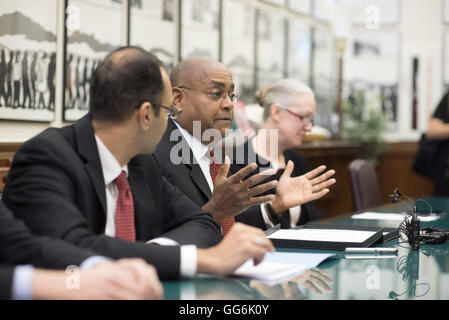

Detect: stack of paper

[233,252,335,285]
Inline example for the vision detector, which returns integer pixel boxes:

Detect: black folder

[265,224,384,251]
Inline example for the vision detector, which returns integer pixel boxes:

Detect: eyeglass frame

[176,85,239,104]
[137,101,181,120]
[276,103,314,126]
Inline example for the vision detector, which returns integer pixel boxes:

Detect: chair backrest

[348,159,382,211]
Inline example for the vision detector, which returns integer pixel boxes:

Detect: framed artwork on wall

[222,0,255,105]
[343,30,400,131]
[130,0,178,74]
[287,17,311,85]
[311,27,336,133]
[255,8,285,92]
[0,0,57,122]
[180,0,220,61]
[63,0,122,122]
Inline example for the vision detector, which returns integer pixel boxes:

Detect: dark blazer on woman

[2,115,221,280]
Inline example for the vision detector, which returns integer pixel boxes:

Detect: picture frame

[222,0,255,104]
[63,0,122,122]
[180,0,220,61]
[0,0,58,122]
[129,0,178,74]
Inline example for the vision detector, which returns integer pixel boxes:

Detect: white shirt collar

[173,120,211,162]
[94,135,129,185]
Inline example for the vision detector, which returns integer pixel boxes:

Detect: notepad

[268,228,377,243]
[233,252,335,285]
[351,212,440,222]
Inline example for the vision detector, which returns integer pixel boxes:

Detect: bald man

[155,58,335,232]
[3,47,274,281]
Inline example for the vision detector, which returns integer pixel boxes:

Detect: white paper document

[267,228,377,243]
[351,212,440,222]
[233,252,335,285]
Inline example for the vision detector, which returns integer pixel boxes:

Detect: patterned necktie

[113,171,136,242]
[209,150,235,237]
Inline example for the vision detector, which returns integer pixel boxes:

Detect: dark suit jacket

[2,115,221,280]
[154,119,264,228]
[0,200,95,300]
[155,119,317,230]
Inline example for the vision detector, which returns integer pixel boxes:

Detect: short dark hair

[90,46,163,123]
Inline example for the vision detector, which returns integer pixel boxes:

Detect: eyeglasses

[149,102,182,120]
[177,86,239,104]
[276,104,314,126]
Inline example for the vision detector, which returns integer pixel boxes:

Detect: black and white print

[64,0,122,122]
[130,0,177,74]
[0,0,57,122]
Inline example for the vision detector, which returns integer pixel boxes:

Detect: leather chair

[348,159,382,211]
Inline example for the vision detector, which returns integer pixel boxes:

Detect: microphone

[390,188,420,250]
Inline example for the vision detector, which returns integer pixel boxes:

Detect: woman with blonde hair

[231,78,326,229]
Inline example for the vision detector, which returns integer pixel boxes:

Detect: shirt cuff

[260,203,275,229]
[180,245,197,278]
[80,256,111,269]
[12,265,34,300]
[146,237,179,246]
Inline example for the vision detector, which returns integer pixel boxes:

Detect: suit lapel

[166,119,212,200]
[74,115,107,216]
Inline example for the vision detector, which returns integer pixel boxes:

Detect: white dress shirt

[94,135,196,277]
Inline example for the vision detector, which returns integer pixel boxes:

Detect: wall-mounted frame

[63,0,122,122]
[310,27,336,133]
[287,0,311,15]
[129,0,178,74]
[343,30,401,130]
[287,17,311,85]
[352,0,401,27]
[222,0,255,104]
[443,31,449,92]
[180,0,220,61]
[444,0,449,24]
[0,0,57,122]
[255,8,285,91]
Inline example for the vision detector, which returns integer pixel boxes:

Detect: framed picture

[352,0,400,27]
[0,0,57,122]
[63,0,122,122]
[180,0,220,61]
[259,0,286,7]
[287,0,311,15]
[444,0,449,24]
[343,30,400,130]
[287,17,311,84]
[256,9,285,91]
[311,27,336,133]
[130,0,177,74]
[443,31,449,92]
[222,0,255,104]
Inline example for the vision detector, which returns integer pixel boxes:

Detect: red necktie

[113,171,136,242]
[209,150,235,237]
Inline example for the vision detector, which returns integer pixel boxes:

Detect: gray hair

[255,79,314,120]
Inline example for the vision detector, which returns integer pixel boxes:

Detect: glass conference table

[163,197,449,300]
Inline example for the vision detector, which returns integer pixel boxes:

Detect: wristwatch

[265,201,281,224]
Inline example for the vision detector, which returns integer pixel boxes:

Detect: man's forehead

[199,68,234,88]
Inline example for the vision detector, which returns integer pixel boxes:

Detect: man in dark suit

[0,200,162,300]
[155,58,335,231]
[3,47,273,281]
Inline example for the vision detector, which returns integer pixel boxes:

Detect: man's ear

[172,87,183,112]
[136,101,152,130]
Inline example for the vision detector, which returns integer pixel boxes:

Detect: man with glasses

[155,58,335,232]
[3,47,274,282]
